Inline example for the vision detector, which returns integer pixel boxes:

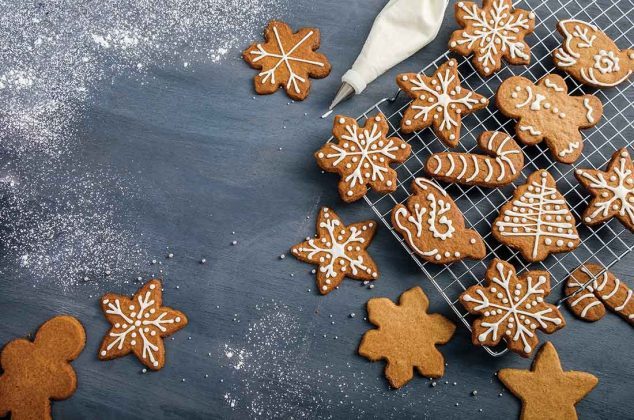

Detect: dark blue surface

[0,0,632,418]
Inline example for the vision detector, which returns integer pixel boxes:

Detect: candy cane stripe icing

[391,177,486,264]
[564,263,634,325]
[425,131,524,187]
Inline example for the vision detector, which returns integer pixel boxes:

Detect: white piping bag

[329,0,450,110]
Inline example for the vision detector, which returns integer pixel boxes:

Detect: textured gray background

[0,0,633,419]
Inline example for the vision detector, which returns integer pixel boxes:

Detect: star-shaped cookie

[575,148,634,231]
[499,342,598,420]
[242,20,331,100]
[358,286,455,388]
[397,59,489,147]
[291,207,378,295]
[98,279,188,370]
[315,113,411,203]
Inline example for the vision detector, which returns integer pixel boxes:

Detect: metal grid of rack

[348,0,633,356]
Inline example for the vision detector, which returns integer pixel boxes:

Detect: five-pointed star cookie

[575,148,634,232]
[291,207,378,295]
[358,287,456,388]
[315,113,411,203]
[396,59,489,147]
[499,342,598,420]
[98,279,188,370]
[242,20,331,100]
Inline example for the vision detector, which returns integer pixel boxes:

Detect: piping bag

[328,0,450,111]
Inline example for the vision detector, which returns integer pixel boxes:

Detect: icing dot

[567,241,574,248]
[529,11,535,19]
[435,254,442,260]
[405,120,412,126]
[401,75,408,81]
[149,284,156,290]
[556,240,564,246]
[175,317,181,322]
[450,41,457,48]
[480,98,487,104]
[448,60,455,67]
[102,299,109,305]
[544,238,552,245]
[470,238,476,244]
[375,116,381,122]
[386,180,393,187]
[153,361,159,367]
[101,351,107,356]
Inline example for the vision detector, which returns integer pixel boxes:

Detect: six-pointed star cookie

[397,59,489,147]
[98,279,188,370]
[242,20,331,100]
[575,148,634,232]
[449,0,536,76]
[315,113,411,203]
[291,207,378,294]
[358,287,455,388]
[499,342,598,420]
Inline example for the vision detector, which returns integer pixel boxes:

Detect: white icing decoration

[578,154,634,225]
[515,86,533,108]
[544,78,564,92]
[568,266,633,320]
[250,26,325,94]
[462,262,563,354]
[583,98,594,123]
[558,141,580,157]
[530,93,546,110]
[519,125,541,136]
[454,0,533,74]
[495,173,578,259]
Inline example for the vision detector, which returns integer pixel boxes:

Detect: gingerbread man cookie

[575,148,634,232]
[460,259,566,357]
[315,113,411,202]
[0,315,85,420]
[242,20,331,100]
[449,0,536,76]
[493,170,580,262]
[391,177,486,264]
[291,207,378,294]
[358,287,455,388]
[496,73,603,163]
[564,263,633,325]
[397,59,489,147]
[499,342,598,420]
[99,279,188,370]
[425,131,524,187]
[554,19,634,88]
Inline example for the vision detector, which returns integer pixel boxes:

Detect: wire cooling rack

[346,0,633,356]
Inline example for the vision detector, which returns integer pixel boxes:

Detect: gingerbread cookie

[460,259,566,357]
[449,0,536,76]
[0,315,85,420]
[391,177,486,264]
[291,207,378,294]
[554,19,634,88]
[575,148,634,232]
[493,170,580,262]
[496,73,603,163]
[358,286,455,388]
[564,263,633,325]
[425,131,524,187]
[242,20,331,100]
[315,113,411,203]
[397,59,488,147]
[499,342,598,420]
[99,279,188,370]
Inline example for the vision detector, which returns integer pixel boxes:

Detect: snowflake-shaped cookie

[242,20,331,100]
[397,59,488,147]
[554,19,634,88]
[449,0,536,76]
[98,279,188,370]
[291,207,378,295]
[460,259,566,357]
[496,73,603,163]
[575,148,634,232]
[315,113,411,202]
[493,170,580,262]
[358,286,455,388]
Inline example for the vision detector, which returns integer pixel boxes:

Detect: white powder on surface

[0,0,287,288]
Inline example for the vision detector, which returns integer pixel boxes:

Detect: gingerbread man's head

[0,315,85,420]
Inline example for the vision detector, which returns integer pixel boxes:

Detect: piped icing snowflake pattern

[554,19,634,88]
[397,59,488,147]
[460,259,565,357]
[391,177,486,264]
[358,287,456,389]
[242,20,331,100]
[315,113,411,203]
[496,73,603,163]
[449,0,536,76]
[291,207,378,295]
[98,279,188,370]
[575,148,634,232]
[493,170,580,262]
